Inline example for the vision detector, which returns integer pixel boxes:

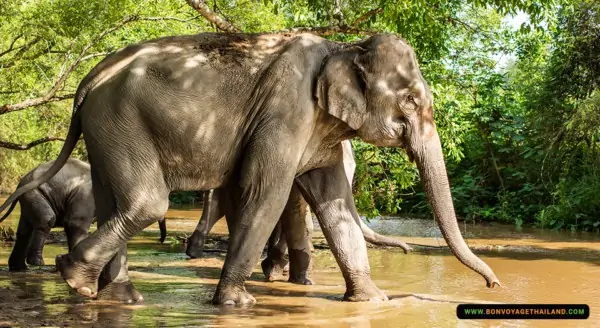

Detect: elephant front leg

[54,160,170,300]
[212,140,301,306]
[295,160,387,302]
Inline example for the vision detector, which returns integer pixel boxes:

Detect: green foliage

[169,191,203,205]
[1,0,598,233]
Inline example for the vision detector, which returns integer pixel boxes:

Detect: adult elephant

[186,139,413,285]
[0,32,500,305]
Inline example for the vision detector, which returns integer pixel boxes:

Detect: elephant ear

[316,47,368,130]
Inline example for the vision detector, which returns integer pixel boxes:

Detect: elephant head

[316,33,500,288]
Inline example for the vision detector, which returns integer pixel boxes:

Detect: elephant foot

[55,254,99,298]
[261,258,288,282]
[26,255,44,266]
[287,249,312,285]
[185,238,205,259]
[212,284,256,306]
[97,281,144,304]
[343,277,388,302]
[186,247,203,259]
[8,261,28,272]
[288,275,313,285]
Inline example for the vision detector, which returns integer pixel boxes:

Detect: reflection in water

[0,198,598,327]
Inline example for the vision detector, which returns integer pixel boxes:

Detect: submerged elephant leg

[186,189,224,258]
[55,142,169,300]
[295,158,387,302]
[261,220,289,282]
[8,213,33,272]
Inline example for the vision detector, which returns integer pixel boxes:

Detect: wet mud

[0,198,599,327]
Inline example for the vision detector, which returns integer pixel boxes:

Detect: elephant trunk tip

[487,278,501,289]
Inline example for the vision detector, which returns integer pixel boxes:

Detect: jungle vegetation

[1,0,598,231]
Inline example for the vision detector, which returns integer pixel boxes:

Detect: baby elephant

[0,158,166,272]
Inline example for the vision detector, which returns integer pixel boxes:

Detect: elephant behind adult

[0,158,167,272]
[0,32,500,305]
[185,139,413,285]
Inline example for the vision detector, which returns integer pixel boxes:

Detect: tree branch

[0,37,42,68]
[0,136,66,150]
[0,34,24,58]
[80,52,113,61]
[1,14,198,115]
[273,7,383,36]
[273,25,377,36]
[447,16,478,33]
[186,0,240,33]
[0,94,75,114]
[0,15,141,115]
[351,8,383,28]
[137,15,202,24]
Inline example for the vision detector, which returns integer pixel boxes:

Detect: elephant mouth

[398,124,415,162]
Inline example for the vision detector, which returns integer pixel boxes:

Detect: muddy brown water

[0,197,599,327]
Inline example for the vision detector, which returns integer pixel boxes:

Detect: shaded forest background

[0,0,598,231]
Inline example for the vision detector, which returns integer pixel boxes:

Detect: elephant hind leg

[186,189,224,259]
[55,134,170,301]
[9,213,33,272]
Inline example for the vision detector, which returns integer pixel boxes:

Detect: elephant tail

[0,111,82,219]
[0,200,18,224]
[359,219,413,253]
[158,218,167,243]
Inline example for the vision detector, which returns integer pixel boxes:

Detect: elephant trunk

[359,219,412,253]
[414,130,500,288]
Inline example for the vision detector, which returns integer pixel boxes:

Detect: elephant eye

[406,94,419,106]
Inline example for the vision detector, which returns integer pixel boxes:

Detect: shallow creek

[0,199,599,327]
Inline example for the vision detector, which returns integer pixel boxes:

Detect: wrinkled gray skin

[0,158,167,273]
[186,140,413,286]
[190,186,316,285]
[0,32,500,305]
